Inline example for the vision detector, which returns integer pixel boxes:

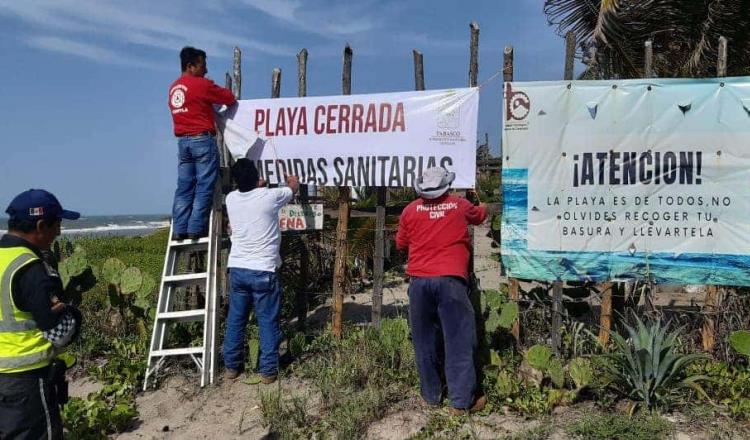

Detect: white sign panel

[220,88,479,188]
[279,204,323,231]
[502,78,750,285]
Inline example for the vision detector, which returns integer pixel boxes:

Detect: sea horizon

[0,214,170,237]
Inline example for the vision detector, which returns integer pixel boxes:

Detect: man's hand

[286,175,300,194]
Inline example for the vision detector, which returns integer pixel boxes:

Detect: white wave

[0,221,170,236]
[61,222,169,234]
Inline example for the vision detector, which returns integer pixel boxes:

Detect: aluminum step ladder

[143,183,223,389]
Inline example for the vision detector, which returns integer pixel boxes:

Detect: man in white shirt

[223,159,299,383]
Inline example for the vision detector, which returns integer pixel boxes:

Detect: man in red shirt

[396,167,487,414]
[168,47,237,240]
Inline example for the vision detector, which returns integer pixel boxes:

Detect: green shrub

[690,360,750,419]
[566,413,673,440]
[601,315,708,411]
[290,319,418,438]
[729,330,750,360]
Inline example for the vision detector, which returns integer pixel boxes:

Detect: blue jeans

[408,276,477,409]
[223,268,282,377]
[172,134,219,236]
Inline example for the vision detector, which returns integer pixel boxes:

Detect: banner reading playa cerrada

[221,88,479,188]
[502,77,750,286]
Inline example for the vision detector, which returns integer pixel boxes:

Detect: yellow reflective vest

[0,246,56,373]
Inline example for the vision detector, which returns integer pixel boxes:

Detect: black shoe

[187,233,206,240]
[172,233,188,241]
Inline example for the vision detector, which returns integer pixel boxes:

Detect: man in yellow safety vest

[0,189,83,440]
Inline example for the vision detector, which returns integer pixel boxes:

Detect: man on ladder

[168,46,236,241]
[144,46,235,389]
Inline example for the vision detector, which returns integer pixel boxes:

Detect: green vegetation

[56,231,167,439]
[566,413,673,440]
[599,316,708,412]
[54,229,750,438]
[260,318,418,439]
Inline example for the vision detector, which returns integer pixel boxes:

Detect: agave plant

[602,315,708,411]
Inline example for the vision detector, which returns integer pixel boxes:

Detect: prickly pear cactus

[526,344,552,372]
[485,310,502,334]
[490,350,502,367]
[481,289,505,313]
[498,301,519,329]
[730,330,750,360]
[569,357,593,390]
[138,273,157,297]
[61,252,88,278]
[58,249,89,289]
[120,267,143,294]
[102,258,126,285]
[495,370,517,398]
[548,358,565,389]
[247,339,260,371]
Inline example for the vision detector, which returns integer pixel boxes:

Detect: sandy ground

[69,224,728,439]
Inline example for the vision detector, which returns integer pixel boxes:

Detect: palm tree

[544,0,750,78]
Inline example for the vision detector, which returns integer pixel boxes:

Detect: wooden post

[332,45,353,339]
[297,49,308,97]
[598,282,614,346]
[702,36,728,352]
[564,31,575,80]
[232,47,242,99]
[271,68,281,98]
[469,22,479,88]
[644,40,653,78]
[467,21,479,283]
[295,49,310,331]
[503,45,521,345]
[413,50,425,90]
[717,36,728,77]
[372,187,386,328]
[550,32,577,355]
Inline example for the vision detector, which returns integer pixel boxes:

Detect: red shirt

[168,75,237,136]
[396,194,487,280]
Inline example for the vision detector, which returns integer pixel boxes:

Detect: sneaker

[260,375,277,385]
[224,368,241,381]
[171,233,188,241]
[448,394,487,415]
[187,233,206,240]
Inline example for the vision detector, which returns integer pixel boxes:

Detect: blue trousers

[223,268,282,377]
[172,134,219,236]
[408,276,477,409]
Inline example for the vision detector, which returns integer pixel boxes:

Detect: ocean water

[0,215,169,237]
[501,168,750,286]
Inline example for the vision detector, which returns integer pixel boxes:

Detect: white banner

[502,78,750,285]
[220,88,479,188]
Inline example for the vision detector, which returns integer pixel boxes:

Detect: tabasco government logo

[504,83,530,131]
[429,90,465,145]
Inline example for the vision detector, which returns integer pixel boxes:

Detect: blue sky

[0,0,578,215]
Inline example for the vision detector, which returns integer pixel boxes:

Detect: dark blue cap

[5,189,80,221]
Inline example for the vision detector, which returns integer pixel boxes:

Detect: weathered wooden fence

[218,24,742,353]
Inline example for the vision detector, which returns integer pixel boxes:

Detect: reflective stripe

[0,320,37,331]
[0,253,37,325]
[39,378,52,440]
[0,347,55,368]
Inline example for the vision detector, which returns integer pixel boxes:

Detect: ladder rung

[170,236,210,246]
[156,310,205,322]
[163,273,208,286]
[169,238,211,252]
[150,347,204,358]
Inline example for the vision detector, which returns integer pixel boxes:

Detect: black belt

[178,131,214,138]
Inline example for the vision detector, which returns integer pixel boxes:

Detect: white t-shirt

[226,187,294,272]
